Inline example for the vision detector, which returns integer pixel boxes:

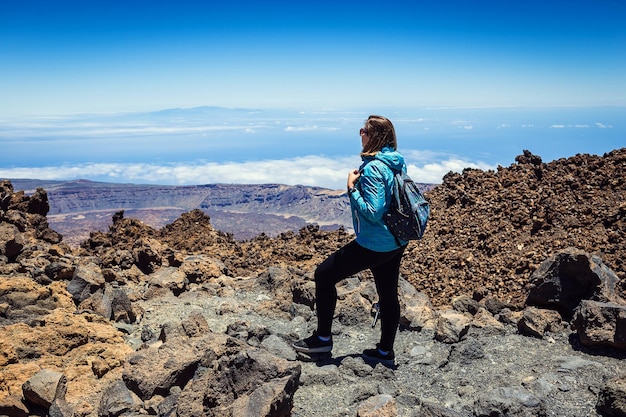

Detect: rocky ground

[0,148,625,417]
[404,149,626,308]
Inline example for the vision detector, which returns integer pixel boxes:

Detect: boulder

[78,290,112,320]
[470,308,506,336]
[49,398,74,417]
[146,267,188,297]
[452,294,480,315]
[179,255,226,282]
[291,279,316,308]
[0,180,13,211]
[175,348,301,417]
[517,307,564,339]
[180,310,210,338]
[0,222,24,260]
[122,337,208,400]
[230,371,299,417]
[124,318,248,402]
[98,380,143,417]
[483,296,509,315]
[67,263,105,304]
[2,210,30,234]
[435,310,471,344]
[400,276,437,331]
[22,369,67,409]
[36,220,63,244]
[45,259,75,281]
[261,334,297,361]
[572,300,626,350]
[20,187,50,216]
[108,287,136,323]
[526,248,624,319]
[0,275,59,323]
[21,368,64,408]
[0,395,29,417]
[336,289,373,327]
[151,388,181,417]
[134,237,164,275]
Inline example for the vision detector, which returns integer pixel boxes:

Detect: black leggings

[314,240,407,352]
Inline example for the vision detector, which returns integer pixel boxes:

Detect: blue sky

[1,0,625,189]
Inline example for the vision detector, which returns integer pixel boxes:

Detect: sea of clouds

[0,106,622,190]
[0,153,492,190]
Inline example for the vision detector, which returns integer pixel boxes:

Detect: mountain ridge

[8,178,436,244]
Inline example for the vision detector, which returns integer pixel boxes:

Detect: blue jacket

[349,146,408,252]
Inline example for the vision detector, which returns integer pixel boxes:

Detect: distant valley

[10,179,440,245]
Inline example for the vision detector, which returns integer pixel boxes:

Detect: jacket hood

[363,146,405,171]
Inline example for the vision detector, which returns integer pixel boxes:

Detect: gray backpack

[382,163,430,242]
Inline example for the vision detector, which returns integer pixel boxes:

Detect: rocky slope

[0,148,625,417]
[9,180,364,244]
[404,149,626,308]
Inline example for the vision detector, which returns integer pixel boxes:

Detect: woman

[292,115,408,365]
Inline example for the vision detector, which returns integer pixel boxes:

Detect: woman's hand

[347,169,360,190]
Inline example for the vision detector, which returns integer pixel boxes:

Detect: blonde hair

[360,115,398,157]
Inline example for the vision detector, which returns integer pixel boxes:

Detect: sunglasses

[359,128,369,135]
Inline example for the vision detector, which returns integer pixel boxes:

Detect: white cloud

[284,125,319,132]
[550,123,613,130]
[409,159,495,183]
[283,125,341,132]
[0,123,262,138]
[0,152,497,189]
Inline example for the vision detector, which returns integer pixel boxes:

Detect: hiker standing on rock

[293,115,408,365]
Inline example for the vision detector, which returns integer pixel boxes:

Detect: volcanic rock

[1,149,626,416]
[572,300,626,350]
[22,369,64,409]
[404,148,626,308]
[525,248,624,319]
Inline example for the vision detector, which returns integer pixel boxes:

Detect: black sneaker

[363,345,395,366]
[292,332,333,354]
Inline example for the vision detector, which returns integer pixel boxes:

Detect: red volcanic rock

[403,148,626,308]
